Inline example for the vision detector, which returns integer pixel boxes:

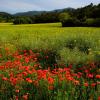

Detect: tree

[59,13,71,23]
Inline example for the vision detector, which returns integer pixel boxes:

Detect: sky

[0,0,100,14]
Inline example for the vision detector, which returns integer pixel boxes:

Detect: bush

[84,18,94,26]
[62,18,75,27]
[61,17,100,27]
[84,18,100,27]
[62,18,81,27]
[93,18,100,27]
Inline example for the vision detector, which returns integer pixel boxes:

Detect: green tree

[59,13,71,22]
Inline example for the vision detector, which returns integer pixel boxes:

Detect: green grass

[0,23,100,64]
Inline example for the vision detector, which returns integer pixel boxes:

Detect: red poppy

[87,74,93,78]
[98,96,100,100]
[96,75,100,79]
[2,77,8,81]
[91,83,96,87]
[48,77,54,85]
[48,85,54,90]
[84,82,89,87]
[15,89,20,93]
[26,78,32,83]
[22,94,28,100]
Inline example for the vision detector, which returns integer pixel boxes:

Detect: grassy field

[0,23,100,64]
[0,23,100,100]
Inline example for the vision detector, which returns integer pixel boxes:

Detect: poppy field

[0,23,100,100]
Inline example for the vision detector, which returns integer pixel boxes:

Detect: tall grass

[0,23,100,64]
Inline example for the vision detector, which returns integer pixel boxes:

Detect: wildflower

[58,74,64,81]
[45,56,49,59]
[22,94,28,100]
[84,69,89,73]
[15,96,19,100]
[0,54,2,58]
[26,78,32,83]
[54,64,57,66]
[34,58,38,62]
[78,72,82,76]
[10,77,17,85]
[97,81,100,85]
[74,80,80,85]
[0,66,4,70]
[15,89,20,93]
[96,75,100,79]
[34,64,39,68]
[25,57,30,63]
[33,80,39,86]
[2,77,8,81]
[48,77,54,85]
[87,73,93,78]
[22,71,28,76]
[48,85,54,90]
[98,96,100,100]
[27,70,32,74]
[67,76,74,81]
[84,82,89,87]
[25,66,30,71]
[91,83,96,87]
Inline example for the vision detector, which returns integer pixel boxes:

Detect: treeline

[60,3,100,27]
[13,12,60,24]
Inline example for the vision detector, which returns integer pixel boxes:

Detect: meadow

[0,23,100,64]
[0,23,100,100]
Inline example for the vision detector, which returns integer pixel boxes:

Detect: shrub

[62,18,81,27]
[62,18,75,27]
[84,18,94,26]
[84,18,100,27]
[93,18,100,27]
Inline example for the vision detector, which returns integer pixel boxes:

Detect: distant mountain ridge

[13,8,74,16]
[0,7,74,17]
[0,12,13,22]
[0,12,12,16]
[14,11,46,16]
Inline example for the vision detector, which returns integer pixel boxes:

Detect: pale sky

[0,0,100,14]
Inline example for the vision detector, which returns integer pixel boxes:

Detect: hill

[13,8,74,16]
[0,12,13,22]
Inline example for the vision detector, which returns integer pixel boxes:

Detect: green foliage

[92,18,100,27]
[66,37,93,54]
[0,12,13,22]
[84,18,100,27]
[13,17,33,24]
[62,18,82,27]
[84,18,94,26]
[58,48,94,65]
[59,13,71,22]
[60,3,100,27]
